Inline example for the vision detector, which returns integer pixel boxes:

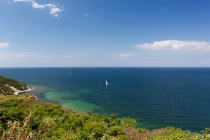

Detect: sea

[0,67,210,132]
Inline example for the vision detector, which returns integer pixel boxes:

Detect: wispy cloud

[14,0,32,2]
[85,14,90,17]
[11,52,43,58]
[0,43,9,49]
[112,54,135,58]
[0,51,84,59]
[85,13,99,18]
[14,0,64,17]
[0,51,43,59]
[135,40,210,51]
[57,55,84,58]
[119,54,134,57]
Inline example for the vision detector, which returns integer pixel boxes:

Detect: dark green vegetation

[0,96,210,140]
[0,76,210,139]
[0,75,28,95]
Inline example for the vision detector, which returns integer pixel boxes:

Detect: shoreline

[13,87,36,95]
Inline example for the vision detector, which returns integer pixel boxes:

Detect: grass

[0,94,29,102]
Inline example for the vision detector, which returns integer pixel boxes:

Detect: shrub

[0,99,23,107]
[109,126,124,136]
[121,117,137,128]
[138,128,147,133]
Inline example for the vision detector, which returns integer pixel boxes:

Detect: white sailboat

[106,79,108,86]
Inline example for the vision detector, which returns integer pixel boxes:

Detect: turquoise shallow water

[44,91,104,113]
[1,67,210,132]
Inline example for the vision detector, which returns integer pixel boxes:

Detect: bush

[83,120,106,139]
[138,128,147,133]
[0,99,23,107]
[118,134,127,140]
[109,126,124,136]
[0,95,206,140]
[121,117,137,128]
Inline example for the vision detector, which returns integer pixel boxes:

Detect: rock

[29,95,40,101]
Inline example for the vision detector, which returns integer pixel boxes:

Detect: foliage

[109,126,124,136]
[138,127,147,133]
[152,127,202,140]
[201,128,210,138]
[0,99,23,107]
[0,75,28,95]
[121,117,137,128]
[0,97,208,140]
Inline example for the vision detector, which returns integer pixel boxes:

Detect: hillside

[1,94,210,140]
[0,76,210,139]
[0,75,29,95]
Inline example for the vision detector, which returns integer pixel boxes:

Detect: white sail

[106,79,108,85]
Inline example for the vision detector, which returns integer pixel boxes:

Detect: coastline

[1,67,210,132]
[13,86,36,95]
[0,92,206,139]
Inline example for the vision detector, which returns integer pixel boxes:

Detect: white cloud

[119,54,134,57]
[32,1,45,9]
[45,55,54,58]
[57,55,84,58]
[0,43,9,49]
[13,52,44,58]
[135,40,210,51]
[14,0,64,17]
[0,51,44,59]
[50,7,63,17]
[112,54,135,58]
[0,51,85,60]
[14,0,32,1]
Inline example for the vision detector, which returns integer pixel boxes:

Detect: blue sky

[0,0,210,67]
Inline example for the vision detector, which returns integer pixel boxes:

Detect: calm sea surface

[0,67,210,132]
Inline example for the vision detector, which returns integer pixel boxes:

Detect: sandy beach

[10,86,36,95]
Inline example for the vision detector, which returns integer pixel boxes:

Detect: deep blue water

[0,67,210,132]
